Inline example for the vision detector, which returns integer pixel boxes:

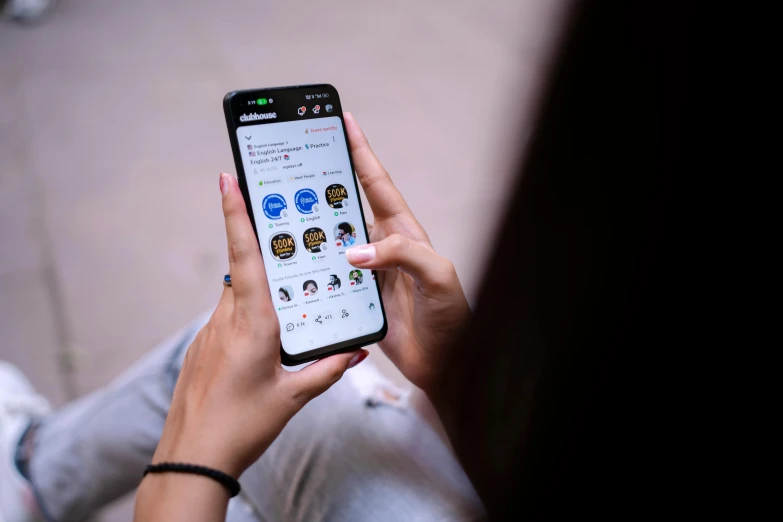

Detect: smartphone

[223,84,387,366]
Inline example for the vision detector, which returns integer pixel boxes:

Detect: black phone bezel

[223,84,388,366]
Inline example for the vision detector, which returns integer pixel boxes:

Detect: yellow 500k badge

[303,227,327,253]
[270,232,297,261]
[325,184,349,208]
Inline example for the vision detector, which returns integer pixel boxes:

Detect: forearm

[134,473,229,522]
[425,375,467,457]
[422,335,478,453]
[131,376,244,521]
[425,320,542,517]
[424,344,497,509]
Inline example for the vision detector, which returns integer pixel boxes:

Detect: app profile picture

[334,222,357,247]
[325,184,349,208]
[328,274,341,291]
[294,188,319,214]
[302,227,327,253]
[262,193,288,220]
[269,232,297,261]
[278,286,294,302]
[303,279,318,297]
[349,269,363,286]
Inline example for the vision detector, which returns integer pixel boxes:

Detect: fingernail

[219,173,230,196]
[346,245,375,264]
[348,350,368,369]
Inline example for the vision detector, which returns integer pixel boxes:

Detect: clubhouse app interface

[237,116,383,355]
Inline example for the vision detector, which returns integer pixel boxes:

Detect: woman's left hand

[136,173,366,518]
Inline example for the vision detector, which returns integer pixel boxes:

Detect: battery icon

[257,98,267,105]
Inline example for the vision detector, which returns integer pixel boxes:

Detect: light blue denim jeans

[27,312,484,521]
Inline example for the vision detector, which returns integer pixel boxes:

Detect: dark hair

[302,280,317,291]
[445,1,687,518]
[278,287,291,300]
[338,222,352,234]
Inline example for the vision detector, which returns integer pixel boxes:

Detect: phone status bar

[229,86,341,127]
[246,97,274,106]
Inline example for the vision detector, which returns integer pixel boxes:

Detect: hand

[343,114,471,396]
[151,173,367,479]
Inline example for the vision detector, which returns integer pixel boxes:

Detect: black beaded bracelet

[143,462,241,498]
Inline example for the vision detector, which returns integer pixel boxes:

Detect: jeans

[27,312,484,521]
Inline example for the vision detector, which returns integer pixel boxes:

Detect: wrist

[153,394,294,478]
[153,412,248,478]
[136,469,230,522]
[153,430,249,479]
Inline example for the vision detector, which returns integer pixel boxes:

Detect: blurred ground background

[1,0,565,519]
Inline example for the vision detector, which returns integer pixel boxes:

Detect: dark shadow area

[450,1,689,517]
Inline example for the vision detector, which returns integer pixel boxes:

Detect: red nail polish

[348,350,368,369]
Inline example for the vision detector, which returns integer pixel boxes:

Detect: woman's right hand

[344,113,471,397]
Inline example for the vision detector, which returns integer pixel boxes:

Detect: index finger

[344,112,411,219]
[220,173,272,311]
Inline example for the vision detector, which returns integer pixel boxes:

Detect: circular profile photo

[303,279,318,297]
[262,193,288,220]
[325,184,349,208]
[302,227,327,253]
[269,232,297,261]
[334,222,357,247]
[278,285,294,302]
[349,269,364,286]
[294,188,319,214]
[328,274,341,291]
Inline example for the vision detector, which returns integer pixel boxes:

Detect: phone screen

[224,85,386,363]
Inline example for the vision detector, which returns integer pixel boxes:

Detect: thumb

[346,234,454,293]
[284,349,369,407]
